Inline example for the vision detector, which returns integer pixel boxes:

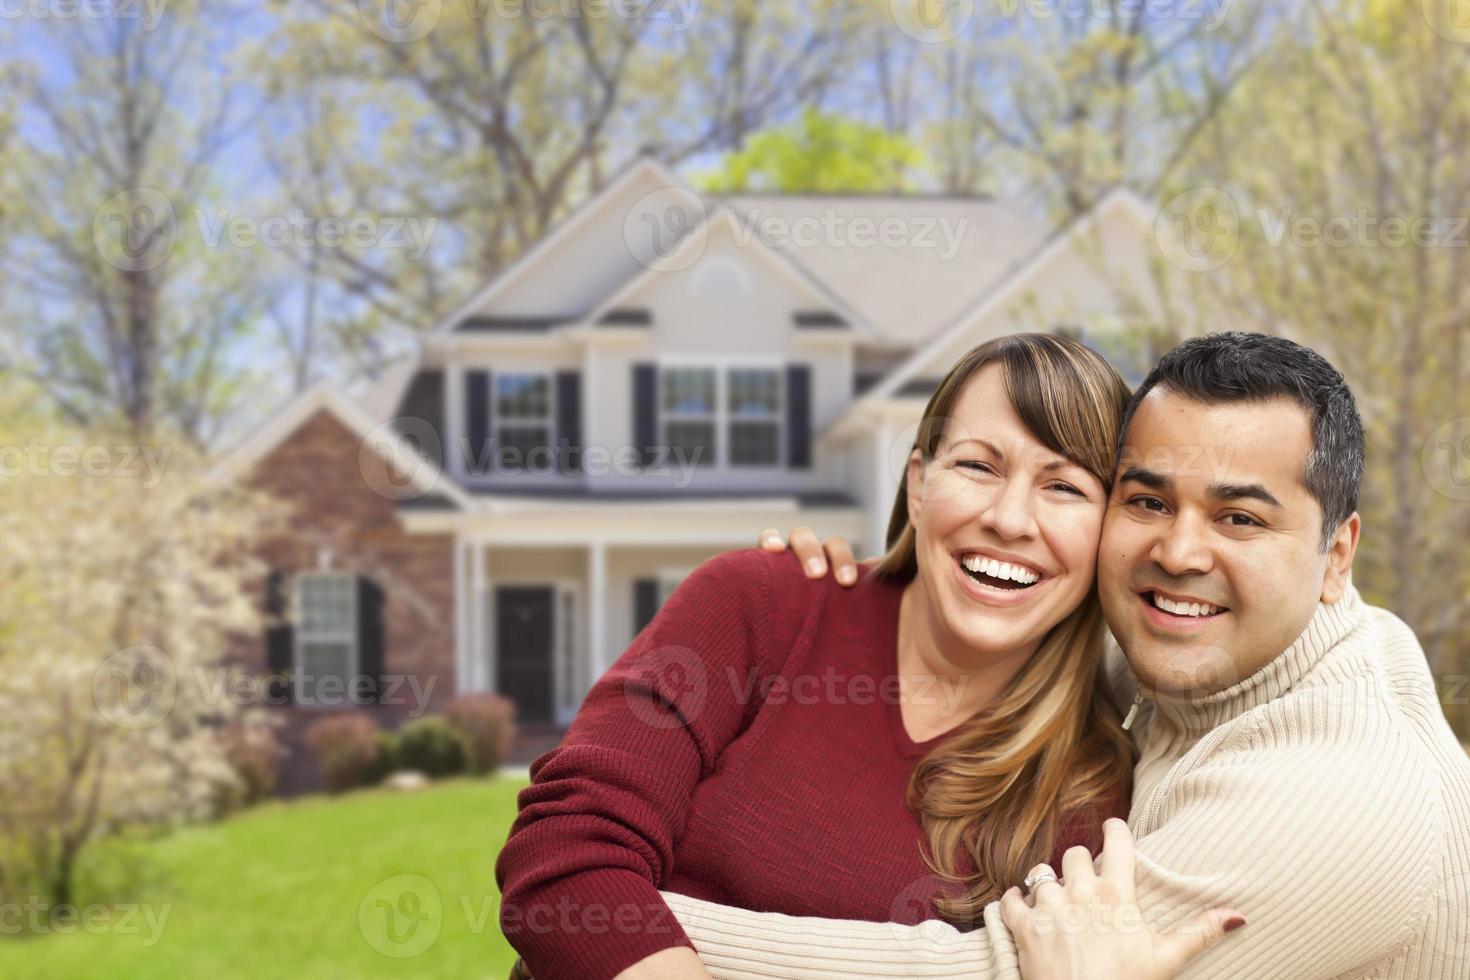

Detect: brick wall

[231,407,457,794]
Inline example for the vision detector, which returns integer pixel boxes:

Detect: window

[661,367,717,466]
[727,368,782,465]
[659,365,783,468]
[495,373,552,472]
[295,574,357,705]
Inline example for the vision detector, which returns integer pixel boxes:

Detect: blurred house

[216,156,1161,790]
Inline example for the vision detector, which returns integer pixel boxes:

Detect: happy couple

[497,331,1470,980]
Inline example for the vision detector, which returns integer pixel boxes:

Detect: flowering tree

[0,392,283,908]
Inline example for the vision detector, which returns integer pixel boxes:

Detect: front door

[495,585,555,725]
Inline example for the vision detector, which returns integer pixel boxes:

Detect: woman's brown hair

[874,332,1136,925]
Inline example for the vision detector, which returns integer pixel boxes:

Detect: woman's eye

[958,461,996,475]
[1049,482,1084,496]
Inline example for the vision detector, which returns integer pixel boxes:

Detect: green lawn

[6,775,529,979]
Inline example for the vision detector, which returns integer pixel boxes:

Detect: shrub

[392,716,467,779]
[220,717,282,808]
[445,694,517,774]
[304,714,381,793]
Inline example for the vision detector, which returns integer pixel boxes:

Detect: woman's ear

[905,450,925,527]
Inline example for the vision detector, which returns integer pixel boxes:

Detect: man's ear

[1320,511,1360,603]
[905,450,925,527]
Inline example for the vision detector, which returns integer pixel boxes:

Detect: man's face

[1098,388,1358,697]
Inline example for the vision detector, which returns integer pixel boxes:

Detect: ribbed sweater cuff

[503,869,692,980]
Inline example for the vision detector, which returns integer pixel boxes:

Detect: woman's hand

[756,526,864,586]
[1000,819,1245,980]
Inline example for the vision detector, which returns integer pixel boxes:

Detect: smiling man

[655,333,1470,979]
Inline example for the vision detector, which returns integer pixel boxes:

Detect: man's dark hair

[1117,332,1364,551]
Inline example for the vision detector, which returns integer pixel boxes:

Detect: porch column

[588,541,608,678]
[472,540,489,692]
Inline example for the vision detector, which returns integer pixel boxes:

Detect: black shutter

[264,569,294,704]
[466,369,491,475]
[632,363,658,467]
[555,370,583,474]
[357,576,385,705]
[634,579,661,635]
[786,364,812,469]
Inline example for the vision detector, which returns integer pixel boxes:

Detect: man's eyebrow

[1117,466,1170,491]
[1208,481,1284,508]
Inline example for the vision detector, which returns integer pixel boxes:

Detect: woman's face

[906,363,1108,662]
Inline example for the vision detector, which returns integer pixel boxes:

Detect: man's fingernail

[806,558,824,576]
[1224,916,1246,933]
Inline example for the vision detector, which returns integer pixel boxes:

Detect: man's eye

[1129,496,1167,512]
[1224,513,1261,528]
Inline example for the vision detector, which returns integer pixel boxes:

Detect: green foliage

[698,108,926,193]
[391,717,468,780]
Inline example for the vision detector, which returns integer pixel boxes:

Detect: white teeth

[960,554,1041,585]
[1151,593,1221,617]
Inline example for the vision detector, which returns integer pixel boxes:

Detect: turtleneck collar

[1128,583,1365,732]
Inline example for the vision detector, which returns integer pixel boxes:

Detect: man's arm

[656,719,1438,980]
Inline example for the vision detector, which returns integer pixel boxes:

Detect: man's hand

[756,526,864,586]
[999,819,1246,980]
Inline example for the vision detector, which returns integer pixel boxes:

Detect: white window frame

[293,572,359,707]
[493,370,554,473]
[725,365,784,467]
[657,356,786,471]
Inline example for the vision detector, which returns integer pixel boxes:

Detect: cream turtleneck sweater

[659,585,1470,978]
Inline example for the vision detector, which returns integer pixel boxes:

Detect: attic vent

[598,308,652,326]
[793,310,848,329]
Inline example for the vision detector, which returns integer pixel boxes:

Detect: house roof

[722,193,1046,348]
[821,186,1156,436]
[210,382,474,511]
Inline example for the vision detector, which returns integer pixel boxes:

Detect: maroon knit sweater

[495,548,1124,980]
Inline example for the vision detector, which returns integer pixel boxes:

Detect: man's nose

[1149,511,1215,577]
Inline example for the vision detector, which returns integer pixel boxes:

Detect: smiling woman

[494,333,1140,980]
